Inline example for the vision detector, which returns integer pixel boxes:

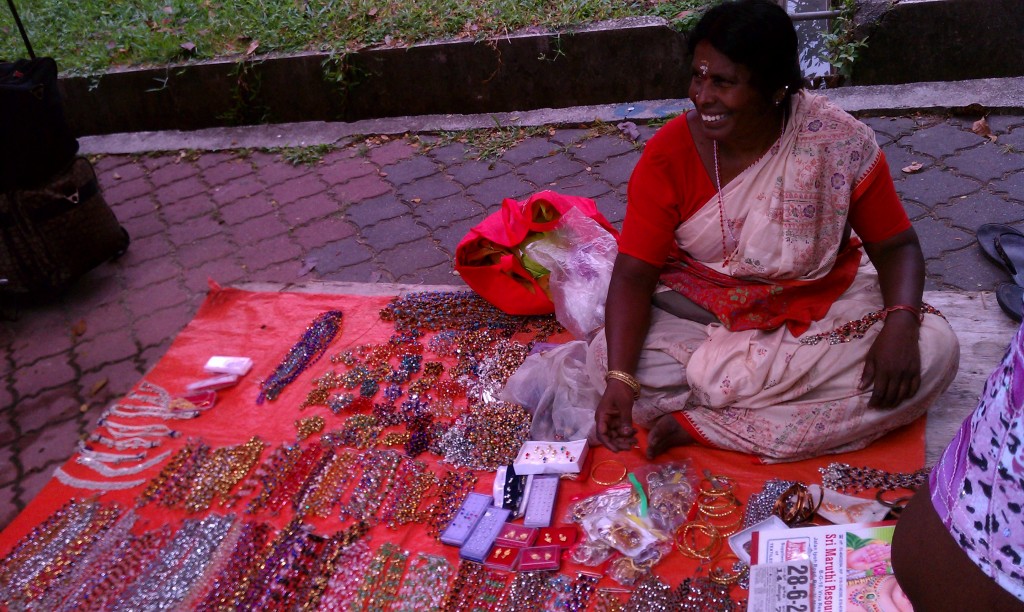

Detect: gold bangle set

[676,473,744,561]
[605,370,641,400]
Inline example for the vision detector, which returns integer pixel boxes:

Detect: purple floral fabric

[931,319,1024,601]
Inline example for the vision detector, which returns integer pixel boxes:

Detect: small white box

[203,356,253,376]
[513,439,588,475]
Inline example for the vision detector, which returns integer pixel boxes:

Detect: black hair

[688,0,804,107]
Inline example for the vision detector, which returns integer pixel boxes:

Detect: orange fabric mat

[0,287,926,593]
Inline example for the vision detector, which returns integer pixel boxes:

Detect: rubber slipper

[993,233,1024,286]
[996,283,1023,322]
[978,223,1024,272]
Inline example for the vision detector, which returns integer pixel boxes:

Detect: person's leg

[891,482,1024,611]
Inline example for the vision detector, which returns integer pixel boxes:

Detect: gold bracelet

[606,370,641,400]
[591,459,627,486]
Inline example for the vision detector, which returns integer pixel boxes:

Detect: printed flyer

[750,521,912,612]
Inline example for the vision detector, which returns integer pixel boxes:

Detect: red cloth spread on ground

[0,287,926,593]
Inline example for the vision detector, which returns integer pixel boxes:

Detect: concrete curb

[80,77,1024,155]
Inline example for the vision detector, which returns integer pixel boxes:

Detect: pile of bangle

[695,473,743,536]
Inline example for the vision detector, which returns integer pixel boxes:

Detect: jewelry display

[257,310,344,403]
[437,400,531,470]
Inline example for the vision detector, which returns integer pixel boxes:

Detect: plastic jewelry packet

[185,355,254,393]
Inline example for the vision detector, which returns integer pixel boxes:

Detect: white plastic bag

[524,207,618,340]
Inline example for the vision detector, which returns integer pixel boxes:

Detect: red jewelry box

[517,544,561,571]
[535,526,578,548]
[483,545,521,571]
[495,523,538,548]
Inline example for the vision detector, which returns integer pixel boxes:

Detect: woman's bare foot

[645,413,693,459]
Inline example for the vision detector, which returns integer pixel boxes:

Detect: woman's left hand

[860,311,921,408]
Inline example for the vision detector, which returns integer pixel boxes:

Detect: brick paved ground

[1,110,1023,529]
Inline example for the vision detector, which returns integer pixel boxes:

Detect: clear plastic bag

[632,460,698,533]
[524,207,618,341]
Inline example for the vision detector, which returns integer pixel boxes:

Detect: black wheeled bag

[0,157,129,293]
[0,0,79,190]
[0,0,128,293]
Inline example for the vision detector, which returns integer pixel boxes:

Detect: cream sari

[505,92,960,462]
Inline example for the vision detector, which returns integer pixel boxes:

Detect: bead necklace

[349,542,407,610]
[75,449,171,477]
[66,525,174,610]
[39,509,137,610]
[339,448,403,521]
[624,574,678,611]
[800,303,944,346]
[497,570,557,612]
[296,449,358,519]
[54,467,146,491]
[317,539,373,609]
[820,462,931,493]
[379,457,437,528]
[237,519,325,609]
[192,520,275,611]
[296,521,372,610]
[392,552,452,612]
[257,310,344,404]
[114,513,234,610]
[425,469,479,539]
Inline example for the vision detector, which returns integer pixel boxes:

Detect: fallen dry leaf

[180,41,196,53]
[71,319,87,337]
[246,39,260,56]
[89,378,108,396]
[368,7,377,16]
[902,162,924,174]
[972,116,991,136]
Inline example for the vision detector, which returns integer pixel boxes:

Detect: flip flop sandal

[996,282,1023,322]
[978,223,1024,275]
[993,233,1024,287]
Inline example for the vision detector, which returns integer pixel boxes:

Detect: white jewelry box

[512,439,588,475]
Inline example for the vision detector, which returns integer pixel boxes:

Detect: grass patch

[418,123,551,161]
[270,144,335,166]
[0,0,709,76]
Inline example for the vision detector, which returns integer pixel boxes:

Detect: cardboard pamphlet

[750,521,911,612]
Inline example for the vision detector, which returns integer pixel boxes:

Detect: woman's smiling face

[688,40,778,147]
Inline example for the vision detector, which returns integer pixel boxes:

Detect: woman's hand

[860,311,922,408]
[862,228,926,409]
[594,383,638,451]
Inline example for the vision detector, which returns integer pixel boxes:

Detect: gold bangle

[675,521,721,560]
[606,370,641,400]
[591,459,627,486]
[699,474,736,496]
[709,554,745,585]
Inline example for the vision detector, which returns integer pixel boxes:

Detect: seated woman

[509,0,959,462]
[892,317,1024,610]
